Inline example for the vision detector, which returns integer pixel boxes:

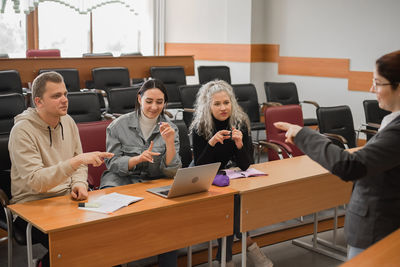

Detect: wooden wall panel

[250,44,279,62]
[0,56,195,88]
[165,43,251,62]
[348,71,373,92]
[278,56,350,78]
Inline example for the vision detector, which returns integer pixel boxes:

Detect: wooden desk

[229,155,353,265]
[0,56,195,88]
[340,228,400,267]
[9,179,236,267]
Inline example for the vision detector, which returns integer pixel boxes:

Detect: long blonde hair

[189,80,251,139]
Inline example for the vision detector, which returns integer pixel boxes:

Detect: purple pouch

[212,174,230,187]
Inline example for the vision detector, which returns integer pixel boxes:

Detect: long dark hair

[376,50,400,90]
[135,78,169,115]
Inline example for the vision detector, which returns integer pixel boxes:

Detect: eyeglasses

[372,79,392,90]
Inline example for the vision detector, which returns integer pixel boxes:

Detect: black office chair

[107,86,139,115]
[363,99,391,140]
[83,52,113,57]
[0,93,26,134]
[232,84,265,140]
[172,120,192,168]
[178,84,201,128]
[0,70,23,95]
[198,66,231,85]
[0,133,37,267]
[316,105,357,149]
[264,82,319,127]
[67,92,102,123]
[92,67,131,93]
[120,52,143,57]
[150,66,186,109]
[38,68,80,92]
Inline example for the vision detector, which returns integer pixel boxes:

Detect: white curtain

[1,0,138,14]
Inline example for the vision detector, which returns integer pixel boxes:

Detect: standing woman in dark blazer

[190,80,273,267]
[275,50,400,260]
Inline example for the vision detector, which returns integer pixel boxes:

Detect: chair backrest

[0,93,26,134]
[363,99,391,125]
[317,105,356,148]
[92,67,130,92]
[178,84,201,128]
[120,52,143,57]
[0,134,11,175]
[150,66,186,106]
[107,86,139,114]
[0,70,23,95]
[26,49,60,58]
[172,120,192,168]
[83,52,113,57]
[198,66,231,84]
[363,99,391,140]
[264,82,300,105]
[264,105,304,160]
[38,68,80,92]
[67,92,102,123]
[77,120,112,189]
[232,83,260,123]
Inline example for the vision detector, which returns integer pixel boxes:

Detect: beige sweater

[9,108,88,204]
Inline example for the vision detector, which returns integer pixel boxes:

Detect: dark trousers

[15,217,50,267]
[216,194,242,262]
[158,250,178,267]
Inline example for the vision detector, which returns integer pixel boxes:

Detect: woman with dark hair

[190,80,273,267]
[101,78,181,267]
[275,50,400,260]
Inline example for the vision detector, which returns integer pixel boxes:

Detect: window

[38,2,90,57]
[92,4,140,56]
[0,3,26,57]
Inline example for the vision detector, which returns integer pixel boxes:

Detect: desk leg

[316,207,347,253]
[292,212,347,261]
[221,236,227,267]
[187,246,192,267]
[208,241,213,267]
[241,232,247,267]
[26,223,34,267]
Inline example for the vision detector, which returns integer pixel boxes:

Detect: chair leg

[187,245,192,267]
[208,241,212,267]
[26,223,34,267]
[5,207,13,267]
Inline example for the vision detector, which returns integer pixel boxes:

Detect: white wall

[250,0,400,129]
[165,0,400,131]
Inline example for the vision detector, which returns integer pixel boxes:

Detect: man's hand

[70,184,88,200]
[70,151,114,170]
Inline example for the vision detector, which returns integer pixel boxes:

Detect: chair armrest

[260,102,282,108]
[357,128,378,135]
[164,110,173,118]
[362,122,381,130]
[102,112,116,120]
[323,133,349,149]
[183,108,195,113]
[256,141,283,154]
[301,100,320,108]
[260,139,294,158]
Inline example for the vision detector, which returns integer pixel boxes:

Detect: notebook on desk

[147,162,221,198]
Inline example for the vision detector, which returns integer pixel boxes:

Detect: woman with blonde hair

[190,80,273,267]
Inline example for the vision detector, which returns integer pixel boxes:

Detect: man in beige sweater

[8,71,113,266]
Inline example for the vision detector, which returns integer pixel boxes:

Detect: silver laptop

[147,162,221,198]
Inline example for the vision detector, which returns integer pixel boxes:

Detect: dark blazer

[294,115,400,249]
